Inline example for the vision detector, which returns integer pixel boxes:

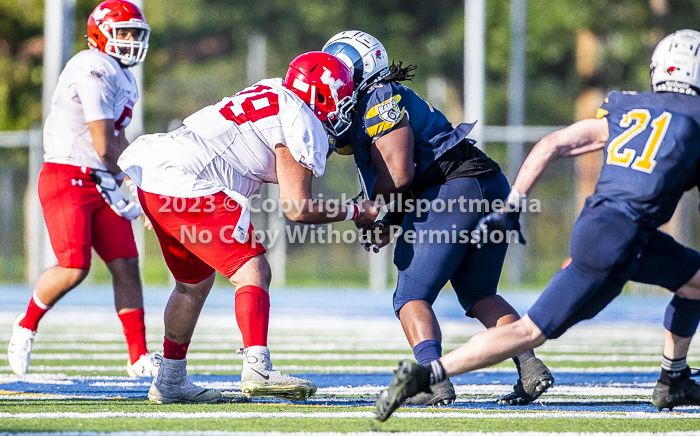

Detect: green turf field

[2,302,700,435]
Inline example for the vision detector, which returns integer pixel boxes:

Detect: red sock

[235,285,270,348]
[118,309,148,364]
[163,337,190,360]
[19,292,51,332]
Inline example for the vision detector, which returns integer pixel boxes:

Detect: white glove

[90,169,142,221]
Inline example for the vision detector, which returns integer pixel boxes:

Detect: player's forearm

[371,172,413,203]
[511,137,560,197]
[283,200,353,224]
[88,119,124,176]
[511,119,607,197]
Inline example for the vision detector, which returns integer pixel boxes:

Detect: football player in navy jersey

[323,31,553,406]
[375,29,700,421]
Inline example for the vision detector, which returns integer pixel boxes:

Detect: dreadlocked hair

[383,61,417,82]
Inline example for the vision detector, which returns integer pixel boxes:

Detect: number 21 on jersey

[607,109,672,174]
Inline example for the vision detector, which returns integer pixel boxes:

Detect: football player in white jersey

[118,51,379,404]
[7,1,157,378]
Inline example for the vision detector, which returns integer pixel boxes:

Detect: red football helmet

[87,0,150,67]
[284,51,355,137]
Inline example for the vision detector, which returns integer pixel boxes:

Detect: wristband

[506,188,526,210]
[345,203,360,221]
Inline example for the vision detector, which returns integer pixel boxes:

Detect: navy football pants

[392,174,511,317]
[528,203,700,339]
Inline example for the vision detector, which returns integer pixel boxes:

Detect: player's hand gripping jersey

[349,81,499,195]
[43,49,138,170]
[588,91,700,227]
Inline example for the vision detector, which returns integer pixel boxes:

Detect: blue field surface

[0,284,673,324]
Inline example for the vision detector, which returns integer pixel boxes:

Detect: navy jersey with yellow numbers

[587,91,700,227]
[348,80,475,195]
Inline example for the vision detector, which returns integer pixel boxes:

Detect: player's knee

[257,258,272,287]
[175,274,214,303]
[106,257,140,281]
[518,316,547,345]
[65,267,89,287]
[663,295,700,338]
[229,255,271,289]
[675,268,700,300]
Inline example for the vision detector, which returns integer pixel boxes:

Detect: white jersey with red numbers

[118,78,329,200]
[43,49,139,170]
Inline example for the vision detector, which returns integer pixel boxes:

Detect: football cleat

[238,346,317,402]
[403,377,456,406]
[375,360,432,422]
[127,352,159,377]
[147,355,222,404]
[652,368,700,411]
[7,314,36,375]
[497,357,554,405]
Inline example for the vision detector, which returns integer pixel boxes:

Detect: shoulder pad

[73,50,120,79]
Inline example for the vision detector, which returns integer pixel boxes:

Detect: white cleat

[127,352,160,377]
[238,345,317,402]
[7,314,36,375]
[147,355,222,404]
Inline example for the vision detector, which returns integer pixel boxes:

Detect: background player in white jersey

[7,0,157,378]
[118,51,379,404]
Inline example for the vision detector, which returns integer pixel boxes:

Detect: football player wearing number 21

[118,52,379,404]
[8,1,158,378]
[376,29,700,421]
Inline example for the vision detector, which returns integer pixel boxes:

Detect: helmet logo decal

[375,50,382,59]
[320,67,344,102]
[666,66,677,74]
[92,7,111,23]
[292,78,310,93]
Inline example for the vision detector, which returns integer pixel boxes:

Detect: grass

[3,401,700,433]
[2,297,700,433]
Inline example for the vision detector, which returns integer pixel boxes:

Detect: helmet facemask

[100,21,150,67]
[325,94,356,138]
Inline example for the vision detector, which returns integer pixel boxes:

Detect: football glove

[90,169,142,221]
[474,208,526,247]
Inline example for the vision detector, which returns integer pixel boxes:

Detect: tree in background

[1,0,699,286]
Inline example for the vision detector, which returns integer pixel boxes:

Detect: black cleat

[652,368,700,411]
[375,360,431,422]
[497,357,554,405]
[403,378,456,406]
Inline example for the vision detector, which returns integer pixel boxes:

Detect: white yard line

[1,411,700,419]
[22,352,695,363]
[0,365,673,373]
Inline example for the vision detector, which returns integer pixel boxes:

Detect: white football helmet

[650,29,700,95]
[322,30,390,94]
